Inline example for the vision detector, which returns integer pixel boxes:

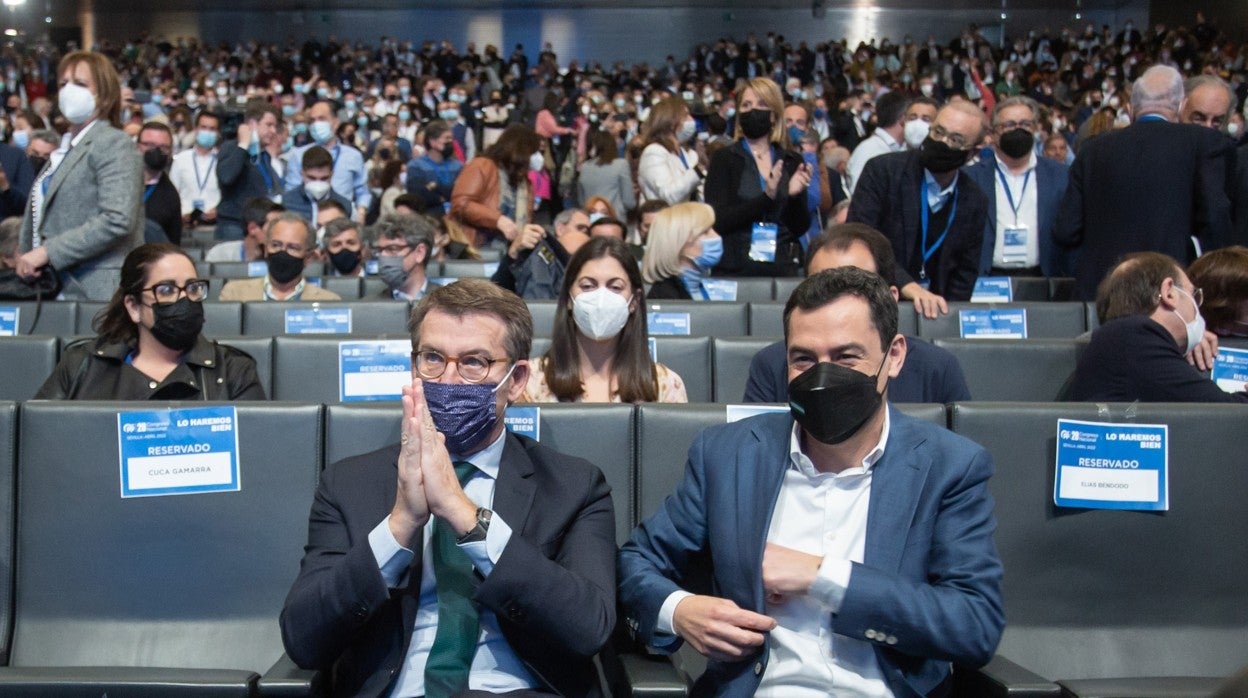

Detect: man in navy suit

[0,141,34,220]
[282,279,616,697]
[619,267,1003,697]
[963,96,1070,278]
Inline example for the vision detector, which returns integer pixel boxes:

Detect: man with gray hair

[1181,75,1237,131]
[1055,65,1235,301]
[370,212,440,302]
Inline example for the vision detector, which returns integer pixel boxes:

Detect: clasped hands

[387,378,479,547]
[671,543,821,662]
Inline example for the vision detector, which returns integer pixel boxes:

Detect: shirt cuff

[656,589,695,636]
[368,516,415,589]
[809,556,853,612]
[457,511,513,577]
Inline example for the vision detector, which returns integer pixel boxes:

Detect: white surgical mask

[58,82,96,125]
[529,151,545,171]
[903,119,930,149]
[677,118,697,143]
[304,180,331,200]
[1172,286,1206,355]
[572,287,631,341]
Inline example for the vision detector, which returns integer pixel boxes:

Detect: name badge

[647,312,691,336]
[726,404,788,423]
[749,222,777,263]
[338,340,411,402]
[1002,225,1029,262]
[971,277,1013,303]
[0,306,18,336]
[959,308,1027,339]
[285,307,352,334]
[247,261,268,277]
[648,336,657,362]
[483,262,500,277]
[365,259,379,275]
[192,199,205,211]
[1054,419,1169,511]
[1212,347,1248,393]
[117,406,240,498]
[917,278,931,291]
[504,406,540,441]
[701,278,738,301]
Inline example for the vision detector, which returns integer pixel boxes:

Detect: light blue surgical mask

[195,129,218,149]
[693,236,722,269]
[310,120,334,144]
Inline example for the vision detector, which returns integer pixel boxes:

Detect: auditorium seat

[916,302,1087,340]
[711,336,778,402]
[651,336,711,402]
[0,401,323,695]
[0,301,76,336]
[527,300,558,338]
[0,402,13,665]
[647,301,748,337]
[748,301,917,338]
[75,301,244,337]
[772,276,804,302]
[1049,277,1078,302]
[950,402,1248,696]
[934,338,1079,401]
[241,301,410,335]
[1008,277,1050,302]
[439,259,497,278]
[215,336,275,399]
[0,337,58,401]
[708,277,774,302]
[319,276,363,299]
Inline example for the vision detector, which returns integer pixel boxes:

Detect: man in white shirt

[284,99,372,223]
[847,91,909,193]
[168,110,222,225]
[619,266,1004,697]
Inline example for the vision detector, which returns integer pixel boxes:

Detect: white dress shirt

[847,128,903,194]
[169,146,222,215]
[368,430,538,697]
[656,412,895,697]
[989,152,1040,269]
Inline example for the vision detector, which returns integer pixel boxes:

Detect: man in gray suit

[16,51,143,300]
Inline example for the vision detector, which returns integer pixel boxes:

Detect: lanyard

[676,147,689,170]
[994,164,1031,225]
[254,152,274,191]
[192,152,217,194]
[920,187,959,277]
[330,144,341,166]
[143,183,157,202]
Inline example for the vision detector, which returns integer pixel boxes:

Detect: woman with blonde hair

[637,96,704,205]
[641,201,722,300]
[703,76,811,277]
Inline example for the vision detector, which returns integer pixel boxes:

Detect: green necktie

[424,460,481,698]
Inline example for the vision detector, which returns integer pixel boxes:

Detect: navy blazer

[281,433,616,697]
[962,152,1070,277]
[618,409,1004,698]
[0,142,33,219]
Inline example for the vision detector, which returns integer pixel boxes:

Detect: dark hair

[589,129,617,165]
[485,124,542,186]
[805,223,897,288]
[242,197,282,229]
[589,216,627,238]
[393,192,427,214]
[423,118,450,147]
[138,120,172,139]
[244,99,280,124]
[783,266,898,351]
[317,198,349,218]
[379,159,404,190]
[1096,251,1183,324]
[1188,246,1248,332]
[636,199,668,218]
[874,91,911,128]
[409,278,533,362]
[95,243,198,345]
[909,96,940,113]
[302,145,333,170]
[194,109,221,130]
[544,237,657,402]
[321,217,361,247]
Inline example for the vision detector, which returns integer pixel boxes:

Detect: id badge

[1002,225,1029,262]
[749,222,778,263]
[192,199,205,211]
[918,278,931,290]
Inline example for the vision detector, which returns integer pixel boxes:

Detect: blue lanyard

[920,187,959,276]
[254,152,274,191]
[143,183,157,202]
[994,164,1030,224]
[191,152,217,194]
[676,147,689,169]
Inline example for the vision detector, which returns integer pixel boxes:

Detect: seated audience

[1187,246,1248,338]
[35,243,265,400]
[641,201,722,300]
[218,212,342,301]
[524,236,687,403]
[282,146,353,227]
[322,217,368,277]
[588,216,628,241]
[205,197,283,262]
[491,208,589,300]
[1063,251,1248,402]
[371,212,440,302]
[745,223,971,403]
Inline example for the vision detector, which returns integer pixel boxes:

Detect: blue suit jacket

[962,152,1070,277]
[618,409,1004,698]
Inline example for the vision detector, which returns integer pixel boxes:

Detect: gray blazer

[577,157,636,218]
[19,121,143,300]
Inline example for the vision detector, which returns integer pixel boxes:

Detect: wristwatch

[456,507,493,544]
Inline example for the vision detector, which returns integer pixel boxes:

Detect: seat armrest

[600,644,689,697]
[954,654,1062,697]
[257,654,327,697]
[0,666,257,697]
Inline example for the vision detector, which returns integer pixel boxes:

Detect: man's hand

[388,378,432,546]
[15,246,49,281]
[761,543,822,605]
[1186,330,1219,372]
[508,224,544,259]
[672,595,776,662]
[0,165,10,193]
[202,208,218,223]
[411,379,478,538]
[901,282,949,319]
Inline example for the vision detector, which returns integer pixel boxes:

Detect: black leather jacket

[35,335,266,401]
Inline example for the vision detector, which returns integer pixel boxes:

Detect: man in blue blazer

[619,267,1003,697]
[962,96,1070,278]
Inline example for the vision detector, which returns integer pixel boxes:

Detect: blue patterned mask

[423,364,516,455]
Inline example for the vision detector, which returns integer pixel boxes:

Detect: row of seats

[0,299,1102,338]
[0,400,1243,696]
[0,334,1092,403]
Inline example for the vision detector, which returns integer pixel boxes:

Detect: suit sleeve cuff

[457,511,513,577]
[368,515,415,589]
[656,589,695,636]
[809,556,852,612]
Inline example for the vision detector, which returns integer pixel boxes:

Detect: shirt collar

[456,426,506,480]
[994,150,1037,175]
[787,406,891,478]
[875,128,901,150]
[68,120,98,149]
[263,276,305,300]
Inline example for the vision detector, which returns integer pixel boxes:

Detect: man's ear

[505,359,529,403]
[414,242,429,266]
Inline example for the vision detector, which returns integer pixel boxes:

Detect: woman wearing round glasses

[35,243,265,400]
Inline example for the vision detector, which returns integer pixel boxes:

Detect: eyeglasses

[266,240,308,257]
[995,119,1036,132]
[413,350,509,383]
[930,124,970,149]
[1186,286,1205,307]
[372,242,411,256]
[139,279,210,304]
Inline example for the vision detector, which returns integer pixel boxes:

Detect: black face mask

[918,136,971,174]
[29,155,47,174]
[738,109,773,140]
[440,142,455,159]
[788,360,888,445]
[266,250,304,284]
[997,128,1034,159]
[148,297,205,353]
[143,148,169,172]
[328,248,361,275]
